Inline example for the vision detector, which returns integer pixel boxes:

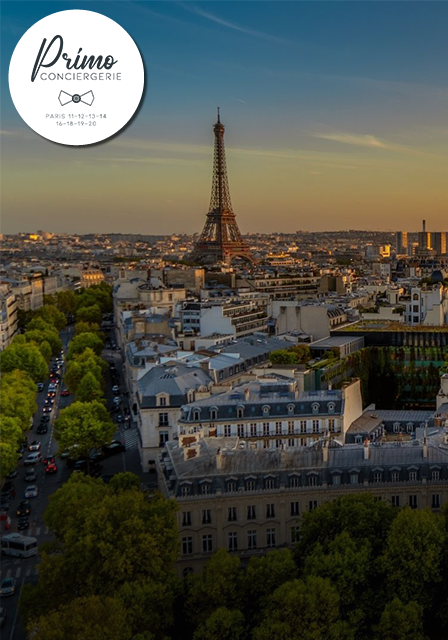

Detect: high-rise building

[192,110,254,265]
[396,231,408,254]
[433,231,447,255]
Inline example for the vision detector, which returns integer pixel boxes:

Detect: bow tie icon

[58,90,95,106]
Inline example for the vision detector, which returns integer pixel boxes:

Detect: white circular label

[9,10,144,146]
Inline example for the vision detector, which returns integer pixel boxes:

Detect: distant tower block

[192,110,254,265]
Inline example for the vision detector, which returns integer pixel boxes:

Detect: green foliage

[76,283,112,314]
[0,415,23,475]
[109,472,142,493]
[75,321,101,336]
[65,348,106,393]
[76,304,103,325]
[24,327,62,357]
[35,304,66,330]
[67,332,104,360]
[37,340,52,363]
[0,340,48,381]
[373,598,426,640]
[22,474,178,640]
[54,400,115,460]
[76,372,105,403]
[193,607,246,640]
[269,345,310,365]
[0,370,38,428]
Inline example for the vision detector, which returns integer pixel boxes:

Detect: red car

[45,463,57,474]
[61,389,70,397]
[43,456,55,466]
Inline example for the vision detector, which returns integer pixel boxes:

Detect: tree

[289,344,311,363]
[28,595,132,640]
[24,327,62,357]
[76,372,105,403]
[65,348,106,392]
[253,576,350,640]
[373,598,426,640]
[382,507,445,606]
[37,340,52,363]
[55,290,77,316]
[35,304,66,330]
[193,607,246,640]
[76,304,102,325]
[75,321,101,336]
[54,401,115,463]
[0,416,23,476]
[0,341,48,382]
[0,370,38,428]
[187,549,242,627]
[269,349,298,365]
[67,333,104,360]
[109,472,142,493]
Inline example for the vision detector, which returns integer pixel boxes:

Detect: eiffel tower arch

[191,110,255,266]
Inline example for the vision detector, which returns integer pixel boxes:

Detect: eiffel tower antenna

[192,111,254,265]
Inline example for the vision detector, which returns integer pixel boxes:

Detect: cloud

[100,156,206,167]
[312,131,432,156]
[183,4,290,46]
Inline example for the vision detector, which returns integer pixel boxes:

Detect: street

[0,324,146,639]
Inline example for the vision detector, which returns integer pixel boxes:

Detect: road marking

[9,576,24,640]
[35,527,41,536]
[25,567,31,577]
[6,569,12,578]
[15,567,21,578]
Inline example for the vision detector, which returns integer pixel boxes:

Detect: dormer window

[312,403,320,414]
[210,408,218,421]
[327,402,335,413]
[193,409,200,421]
[237,407,244,419]
[287,404,295,414]
[262,405,270,415]
[393,422,400,433]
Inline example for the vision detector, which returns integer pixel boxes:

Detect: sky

[1,1,448,235]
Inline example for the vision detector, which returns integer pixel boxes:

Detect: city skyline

[2,1,448,234]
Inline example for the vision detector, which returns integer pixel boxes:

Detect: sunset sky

[1,1,448,235]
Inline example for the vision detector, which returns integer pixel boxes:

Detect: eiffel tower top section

[208,107,234,215]
[192,110,254,266]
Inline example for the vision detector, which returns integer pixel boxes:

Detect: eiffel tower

[192,109,254,265]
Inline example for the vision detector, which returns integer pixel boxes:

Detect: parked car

[37,382,44,392]
[61,389,70,397]
[5,469,18,480]
[25,468,36,482]
[16,501,31,517]
[29,441,41,452]
[41,415,50,423]
[1,482,16,499]
[24,452,42,466]
[102,441,126,457]
[43,456,55,466]
[0,578,16,597]
[37,423,48,434]
[0,499,10,512]
[112,385,120,395]
[24,485,38,499]
[45,463,57,475]
[17,516,29,531]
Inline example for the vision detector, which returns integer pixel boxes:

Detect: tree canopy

[67,332,104,360]
[0,341,47,382]
[54,401,115,460]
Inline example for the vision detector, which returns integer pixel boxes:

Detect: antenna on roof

[217,106,220,123]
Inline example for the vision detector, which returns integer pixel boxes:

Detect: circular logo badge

[9,10,144,146]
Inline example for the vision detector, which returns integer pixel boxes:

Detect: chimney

[422,437,428,458]
[422,219,426,232]
[322,440,329,463]
[244,387,250,401]
[216,447,223,469]
[363,438,370,460]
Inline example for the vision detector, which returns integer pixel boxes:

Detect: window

[201,483,211,495]
[159,396,166,406]
[202,534,213,553]
[391,495,400,507]
[291,501,300,516]
[246,479,256,491]
[266,504,275,518]
[193,410,200,421]
[202,509,211,524]
[328,419,335,432]
[309,500,318,511]
[333,474,341,486]
[265,478,275,490]
[288,404,295,414]
[409,495,418,509]
[374,472,382,483]
[409,471,417,482]
[182,567,193,579]
[291,526,300,543]
[210,409,217,421]
[288,439,295,447]
[158,412,168,426]
[228,507,237,522]
[288,421,295,435]
[312,420,319,434]
[300,420,307,434]
[224,425,231,437]
[432,470,440,481]
[237,408,244,418]
[227,481,237,493]
[237,424,245,438]
[228,532,238,552]
[263,422,270,436]
[248,530,257,550]
[308,476,317,487]
[391,472,400,483]
[328,402,335,413]
[312,403,320,414]
[289,475,300,488]
[350,473,358,485]
[159,431,169,447]
[432,494,440,509]
[250,424,257,437]
[181,485,190,497]
[247,505,256,520]
[393,423,400,433]
[182,512,191,527]
[263,405,270,415]
[275,422,282,435]
[267,529,276,548]
[182,537,193,555]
